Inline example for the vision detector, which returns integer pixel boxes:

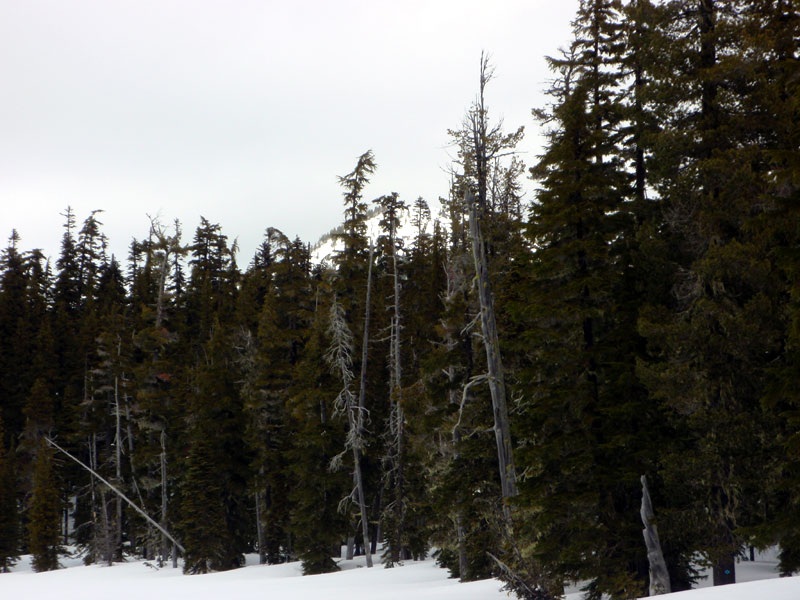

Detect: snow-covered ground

[2,547,798,600]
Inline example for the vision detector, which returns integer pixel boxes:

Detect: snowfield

[2,548,798,600]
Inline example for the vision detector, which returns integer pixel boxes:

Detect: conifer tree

[328,151,385,559]
[180,320,248,573]
[185,218,238,343]
[52,207,84,411]
[180,425,232,573]
[411,197,431,253]
[286,290,348,574]
[0,231,31,439]
[28,440,61,572]
[18,377,57,495]
[129,219,187,563]
[246,253,294,561]
[753,0,800,575]
[0,415,20,571]
[333,150,377,274]
[637,0,788,587]
[511,2,657,596]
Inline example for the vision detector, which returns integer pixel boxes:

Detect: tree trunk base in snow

[712,555,736,586]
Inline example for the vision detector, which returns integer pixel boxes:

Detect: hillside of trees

[1,2,799,599]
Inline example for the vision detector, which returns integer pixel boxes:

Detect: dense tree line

[0,1,798,598]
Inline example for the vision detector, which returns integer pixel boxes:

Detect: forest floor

[1,546,798,599]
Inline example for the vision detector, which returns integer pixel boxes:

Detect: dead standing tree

[464,54,520,513]
[376,193,409,564]
[463,52,558,600]
[146,218,187,567]
[327,282,373,568]
[641,475,671,595]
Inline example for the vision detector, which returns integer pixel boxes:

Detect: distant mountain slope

[310,200,445,265]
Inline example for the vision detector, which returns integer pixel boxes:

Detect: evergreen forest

[1,2,799,599]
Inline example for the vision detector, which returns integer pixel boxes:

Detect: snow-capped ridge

[310,199,446,265]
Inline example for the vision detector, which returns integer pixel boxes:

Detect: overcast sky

[0,0,578,266]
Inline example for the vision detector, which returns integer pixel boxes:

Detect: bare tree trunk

[149,217,180,330]
[255,472,266,564]
[641,475,671,595]
[354,242,375,568]
[99,486,113,566]
[466,190,517,512]
[88,434,99,562]
[454,427,468,582]
[63,505,69,545]
[713,555,736,586]
[372,484,384,556]
[155,251,168,329]
[327,247,374,568]
[88,433,113,565]
[159,430,168,567]
[388,233,407,562]
[113,343,123,559]
[123,397,156,554]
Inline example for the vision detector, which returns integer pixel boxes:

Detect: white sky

[0,0,578,266]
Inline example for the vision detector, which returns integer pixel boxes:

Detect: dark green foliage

[635,0,795,587]
[180,429,236,573]
[0,2,797,591]
[0,232,33,440]
[419,211,502,582]
[180,323,249,573]
[509,3,655,597]
[286,298,348,574]
[28,441,61,572]
[241,230,312,564]
[185,217,238,341]
[742,0,800,575]
[333,150,377,271]
[18,377,57,497]
[124,220,188,561]
[0,416,20,571]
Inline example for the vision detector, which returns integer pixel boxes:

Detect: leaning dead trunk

[46,437,185,554]
[641,475,671,595]
[466,190,517,511]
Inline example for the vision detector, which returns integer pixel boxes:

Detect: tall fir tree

[511,2,659,597]
[286,288,348,574]
[637,0,788,586]
[723,0,800,576]
[0,231,31,440]
[180,320,249,573]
